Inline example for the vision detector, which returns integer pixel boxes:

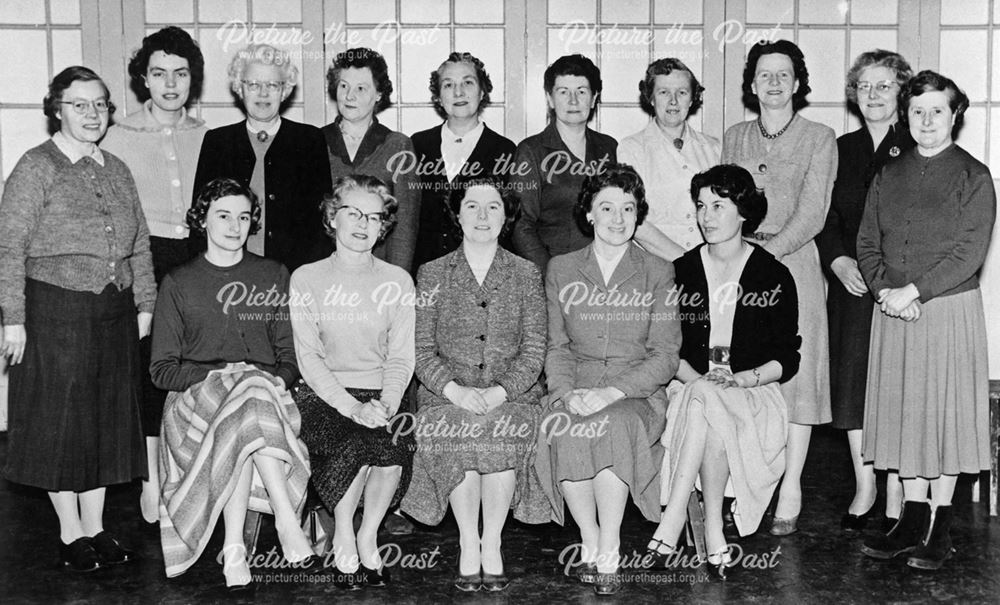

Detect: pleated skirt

[5,279,145,491]
[862,288,990,478]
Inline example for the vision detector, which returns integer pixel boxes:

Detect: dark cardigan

[192,119,332,272]
[674,243,801,382]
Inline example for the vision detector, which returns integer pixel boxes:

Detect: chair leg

[686,491,707,561]
[990,385,999,517]
[243,510,263,556]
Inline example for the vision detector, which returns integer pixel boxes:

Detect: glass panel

[849,29,898,63]
[1,109,48,181]
[455,0,504,24]
[50,0,81,24]
[198,105,249,129]
[254,0,300,24]
[990,108,1000,176]
[51,29,82,75]
[797,30,846,103]
[454,29,505,100]
[994,31,1000,101]
[346,0,395,23]
[940,0,989,25]
[596,106,644,142]
[480,106,505,137]
[0,30,48,104]
[400,0,449,24]
[400,106,443,135]
[549,0,596,23]
[600,0,649,25]
[797,106,847,137]
[601,38,649,103]
[0,0,46,24]
[198,28,241,103]
[399,28,450,103]
[954,107,986,163]
[746,0,793,25]
[850,0,897,24]
[940,30,987,102]
[653,28,704,78]
[281,106,304,123]
[654,0,701,25]
[199,0,247,23]
[548,29,597,64]
[737,28,794,56]
[799,0,848,24]
[846,111,862,134]
[146,0,194,23]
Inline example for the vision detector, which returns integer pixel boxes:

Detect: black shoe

[454,572,481,592]
[882,516,899,533]
[359,564,390,587]
[333,569,364,590]
[481,570,509,592]
[907,505,955,570]
[59,537,101,572]
[645,538,679,569]
[90,532,136,565]
[704,549,734,581]
[592,571,622,595]
[722,497,741,541]
[861,501,930,560]
[138,518,159,536]
[382,513,414,536]
[568,562,598,584]
[841,505,875,532]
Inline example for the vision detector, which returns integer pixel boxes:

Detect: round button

[477,363,485,369]
[108,261,116,268]
[479,301,487,308]
[758,163,767,173]
[171,179,181,187]
[268,194,276,200]
[167,154,176,160]
[477,335,486,341]
[105,225,112,232]
[682,165,688,170]
[175,225,185,234]
[164,128,172,135]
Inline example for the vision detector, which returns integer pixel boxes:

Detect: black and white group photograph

[0,0,999,602]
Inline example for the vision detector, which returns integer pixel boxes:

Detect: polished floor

[1,426,998,604]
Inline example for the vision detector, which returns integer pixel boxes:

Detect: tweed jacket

[414,246,546,407]
[410,124,517,271]
[192,119,332,271]
[544,243,682,406]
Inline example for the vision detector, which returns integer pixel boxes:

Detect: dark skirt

[827,278,875,429]
[5,279,145,491]
[297,383,416,512]
[140,236,197,437]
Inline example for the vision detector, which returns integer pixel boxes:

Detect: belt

[709,346,731,365]
[746,232,775,242]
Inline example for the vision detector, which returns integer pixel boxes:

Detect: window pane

[940,30,987,102]
[481,105,505,136]
[601,39,649,103]
[850,0,897,24]
[198,28,241,103]
[146,0,193,23]
[940,0,989,25]
[994,31,1000,101]
[654,0,701,25]
[254,0,300,24]
[798,106,848,137]
[51,29,82,75]
[0,0,46,24]
[549,0,596,23]
[0,30,48,103]
[399,29,450,103]
[199,0,246,23]
[954,107,986,163]
[347,0,395,23]
[198,105,249,129]
[50,0,81,24]
[597,106,644,142]
[653,28,704,78]
[456,0,503,24]
[849,29,898,63]
[990,108,1000,176]
[548,29,597,64]
[797,30,846,103]
[799,0,847,24]
[746,0,793,24]
[454,29,505,100]
[2,109,48,181]
[400,106,442,135]
[400,0,449,24]
[600,0,649,25]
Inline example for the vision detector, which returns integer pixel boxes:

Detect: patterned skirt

[158,364,310,577]
[297,383,416,513]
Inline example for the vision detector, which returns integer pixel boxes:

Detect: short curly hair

[446,178,521,240]
[544,54,603,122]
[127,26,205,103]
[844,49,912,105]
[320,174,399,244]
[741,39,811,112]
[43,66,114,135]
[690,164,767,236]
[574,163,649,238]
[638,57,704,117]
[429,52,493,120]
[228,44,299,95]
[901,69,970,132]
[327,47,393,114]
[187,178,262,235]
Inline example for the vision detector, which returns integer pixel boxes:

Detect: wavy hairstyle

[638,57,705,116]
[327,47,393,114]
[446,178,521,239]
[741,39,811,112]
[844,49,912,106]
[320,174,399,243]
[574,163,648,237]
[901,69,970,132]
[428,52,493,119]
[127,26,205,103]
[690,164,767,236]
[228,44,299,95]
[43,66,114,134]
[187,178,262,235]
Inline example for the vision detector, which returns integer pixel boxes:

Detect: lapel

[448,246,514,298]
[575,244,641,292]
[326,117,391,168]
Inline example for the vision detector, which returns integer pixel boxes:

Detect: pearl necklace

[757,115,794,140]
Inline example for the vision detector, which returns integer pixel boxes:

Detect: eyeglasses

[241,80,286,93]
[337,205,386,226]
[855,80,898,94]
[60,98,111,114]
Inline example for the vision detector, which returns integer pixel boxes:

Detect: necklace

[340,120,370,143]
[757,115,794,140]
[672,123,686,151]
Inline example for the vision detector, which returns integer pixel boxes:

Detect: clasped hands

[351,398,393,428]
[876,284,921,322]
[443,382,507,415]
[562,386,625,416]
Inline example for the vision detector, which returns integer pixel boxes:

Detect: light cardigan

[618,120,721,257]
[101,101,207,239]
[290,254,415,417]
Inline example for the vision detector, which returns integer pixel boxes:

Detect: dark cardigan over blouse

[674,243,801,382]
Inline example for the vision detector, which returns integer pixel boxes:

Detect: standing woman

[536,164,681,595]
[816,50,913,531]
[0,66,154,570]
[322,47,420,272]
[290,175,416,589]
[619,58,721,261]
[858,71,995,571]
[411,52,516,270]
[102,25,208,526]
[511,54,618,271]
[152,178,312,587]
[193,43,331,272]
[401,179,550,592]
[722,40,837,534]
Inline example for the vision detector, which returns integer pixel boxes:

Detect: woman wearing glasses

[290,175,417,590]
[193,43,331,272]
[816,50,914,532]
[0,66,154,571]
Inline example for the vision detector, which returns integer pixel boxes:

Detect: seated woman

[151,178,312,588]
[400,179,550,592]
[535,164,682,595]
[646,165,801,580]
[289,175,416,590]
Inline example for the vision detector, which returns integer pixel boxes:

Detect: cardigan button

[268,194,276,200]
[479,301,487,308]
[478,335,486,341]
[758,163,767,173]
[477,363,484,369]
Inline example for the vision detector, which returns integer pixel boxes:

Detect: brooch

[889,146,900,157]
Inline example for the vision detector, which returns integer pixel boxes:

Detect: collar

[330,116,391,165]
[441,120,485,144]
[578,243,641,290]
[52,131,104,166]
[246,118,281,138]
[136,100,201,131]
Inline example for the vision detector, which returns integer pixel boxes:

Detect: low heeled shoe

[59,537,101,572]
